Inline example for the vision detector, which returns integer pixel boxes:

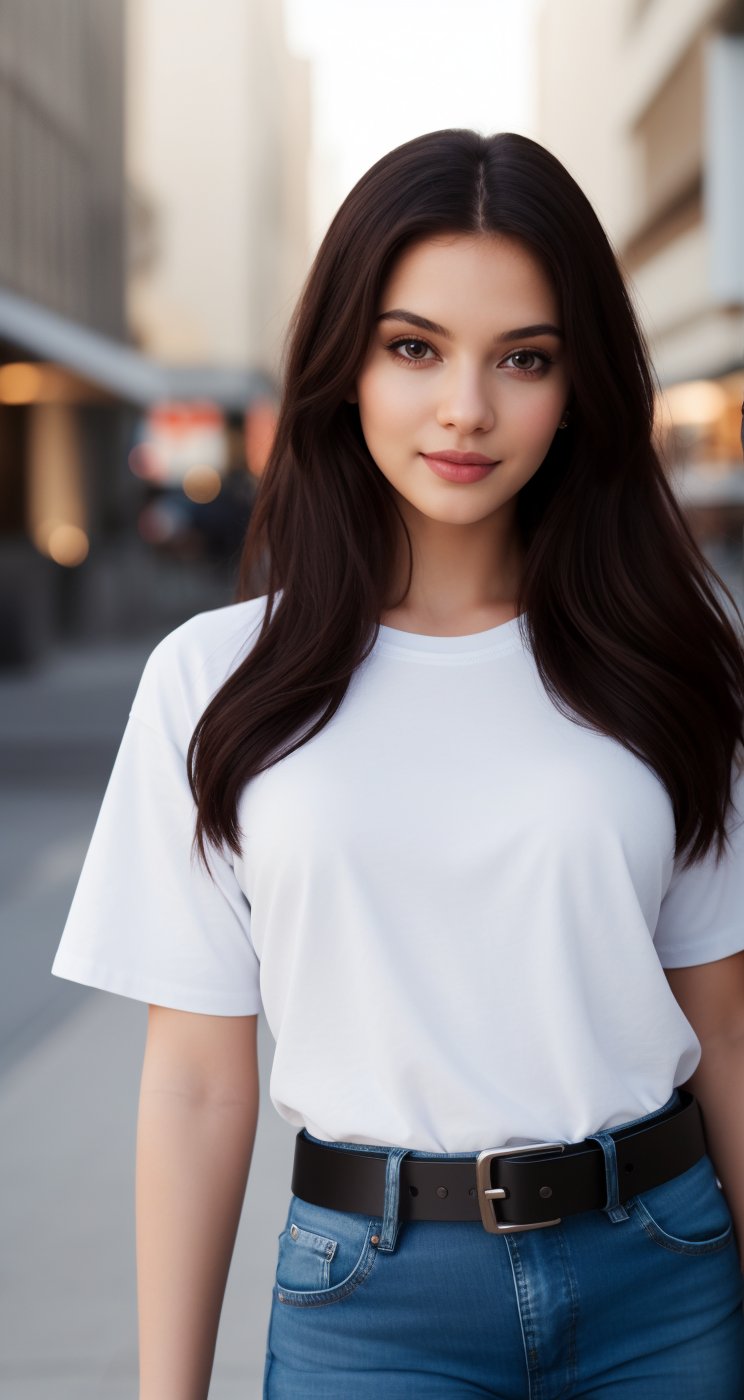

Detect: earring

[557,411,571,430]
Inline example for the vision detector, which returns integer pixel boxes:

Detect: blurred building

[126,0,311,380]
[0,0,128,657]
[0,0,310,663]
[535,0,744,599]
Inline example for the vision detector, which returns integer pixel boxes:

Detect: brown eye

[502,349,553,377]
[387,337,436,365]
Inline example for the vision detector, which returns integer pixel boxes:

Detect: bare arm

[665,951,744,1270]
[136,1006,260,1400]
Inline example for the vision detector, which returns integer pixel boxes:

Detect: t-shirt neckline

[375,611,527,660]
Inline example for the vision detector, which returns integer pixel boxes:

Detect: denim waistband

[300,1088,682,1162]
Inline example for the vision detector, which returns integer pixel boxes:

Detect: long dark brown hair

[188,128,744,877]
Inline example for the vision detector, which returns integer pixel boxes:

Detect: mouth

[421,453,501,484]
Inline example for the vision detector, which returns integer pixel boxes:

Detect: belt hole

[408,1184,419,1196]
[539,1185,553,1199]
[436,1186,448,1199]
[468,1186,476,1197]
[623,1162,635,1172]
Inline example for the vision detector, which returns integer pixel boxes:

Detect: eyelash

[385,336,554,377]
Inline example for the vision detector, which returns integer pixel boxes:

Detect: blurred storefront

[655,370,744,584]
[0,282,275,665]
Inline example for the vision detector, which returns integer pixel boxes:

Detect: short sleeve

[51,705,262,1018]
[653,761,744,968]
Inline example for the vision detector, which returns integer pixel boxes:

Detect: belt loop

[376,1146,411,1252]
[586,1130,630,1223]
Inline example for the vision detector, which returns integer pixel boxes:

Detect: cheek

[358,368,425,435]
[510,388,564,446]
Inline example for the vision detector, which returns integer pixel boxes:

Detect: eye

[385,336,437,365]
[502,350,553,377]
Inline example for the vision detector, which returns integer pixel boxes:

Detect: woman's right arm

[136,1006,260,1400]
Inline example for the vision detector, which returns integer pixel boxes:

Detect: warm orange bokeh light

[34,521,90,566]
[182,464,222,503]
[0,363,44,403]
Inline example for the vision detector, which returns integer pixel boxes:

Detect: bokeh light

[182,464,221,503]
[0,363,44,403]
[33,521,90,566]
[663,380,730,428]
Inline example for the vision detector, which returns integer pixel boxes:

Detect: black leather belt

[291,1091,707,1234]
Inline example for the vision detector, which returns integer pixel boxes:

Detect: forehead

[379,233,558,325]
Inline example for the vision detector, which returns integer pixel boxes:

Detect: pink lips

[424,451,497,465]
[421,452,500,484]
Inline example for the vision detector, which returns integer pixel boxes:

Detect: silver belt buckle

[476,1141,566,1233]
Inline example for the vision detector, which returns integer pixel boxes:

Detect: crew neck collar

[375,612,528,661]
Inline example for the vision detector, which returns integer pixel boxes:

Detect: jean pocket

[274,1196,381,1308]
[628,1153,735,1256]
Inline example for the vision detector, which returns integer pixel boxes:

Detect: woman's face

[350,232,572,531]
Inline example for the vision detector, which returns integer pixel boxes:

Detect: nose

[435,365,495,436]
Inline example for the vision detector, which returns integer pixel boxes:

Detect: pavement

[0,633,297,1400]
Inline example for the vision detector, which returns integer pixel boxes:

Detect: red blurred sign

[131,400,229,486]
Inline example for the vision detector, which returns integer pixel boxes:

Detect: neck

[383,502,525,631]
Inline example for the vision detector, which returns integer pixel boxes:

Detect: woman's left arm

[665,951,744,1271]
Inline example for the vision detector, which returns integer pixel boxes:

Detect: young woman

[52,129,744,1398]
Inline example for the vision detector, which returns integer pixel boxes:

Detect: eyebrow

[375,309,564,343]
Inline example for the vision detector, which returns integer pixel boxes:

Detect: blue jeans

[263,1091,744,1397]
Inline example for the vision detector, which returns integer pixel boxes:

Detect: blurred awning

[0,285,275,412]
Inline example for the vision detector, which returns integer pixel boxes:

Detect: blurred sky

[283,0,542,249]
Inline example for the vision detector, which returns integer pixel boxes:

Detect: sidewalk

[0,636,156,1077]
[1,988,296,1399]
[0,633,296,1399]
[0,634,160,785]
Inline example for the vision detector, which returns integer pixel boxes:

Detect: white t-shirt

[51,594,744,1152]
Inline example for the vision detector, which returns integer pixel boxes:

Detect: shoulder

[129,594,274,751]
